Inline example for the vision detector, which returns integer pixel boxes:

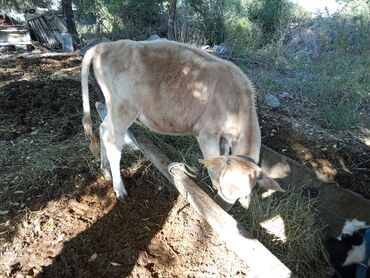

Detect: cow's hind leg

[100,123,112,180]
[101,108,137,202]
[95,102,111,180]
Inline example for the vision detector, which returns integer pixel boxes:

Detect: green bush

[225,16,263,51]
[247,0,293,43]
[329,95,363,130]
[187,0,226,44]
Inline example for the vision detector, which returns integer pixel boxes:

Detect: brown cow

[81,39,284,210]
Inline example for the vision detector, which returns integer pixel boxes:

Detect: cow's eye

[257,173,263,180]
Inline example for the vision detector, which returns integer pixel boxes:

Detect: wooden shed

[24,8,73,51]
[0,12,32,50]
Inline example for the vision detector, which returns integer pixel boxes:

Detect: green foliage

[4,0,365,132]
[75,0,164,40]
[247,0,292,43]
[329,95,363,130]
[114,0,163,29]
[223,0,301,51]
[225,16,263,52]
[187,0,226,44]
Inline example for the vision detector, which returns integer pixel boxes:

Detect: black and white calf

[326,219,370,278]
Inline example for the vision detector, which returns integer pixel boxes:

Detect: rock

[213,43,232,60]
[265,94,281,108]
[279,92,291,99]
[61,33,74,52]
[147,34,161,41]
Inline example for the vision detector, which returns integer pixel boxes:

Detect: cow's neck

[234,109,261,163]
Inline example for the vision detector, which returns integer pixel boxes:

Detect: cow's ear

[257,173,285,193]
[199,157,229,169]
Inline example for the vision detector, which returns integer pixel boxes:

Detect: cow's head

[199,156,285,211]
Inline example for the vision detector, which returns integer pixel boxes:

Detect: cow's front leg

[196,133,221,190]
[197,133,235,211]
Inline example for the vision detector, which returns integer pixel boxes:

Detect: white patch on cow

[343,242,367,266]
[339,219,369,239]
[261,189,278,199]
[260,215,287,242]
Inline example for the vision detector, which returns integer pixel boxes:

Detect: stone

[279,92,291,99]
[265,93,281,108]
[147,34,161,41]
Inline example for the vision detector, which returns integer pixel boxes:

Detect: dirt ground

[0,53,368,277]
[259,107,370,198]
[0,55,251,277]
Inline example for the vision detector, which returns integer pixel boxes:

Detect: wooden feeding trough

[128,127,295,278]
[92,99,370,277]
[95,102,295,278]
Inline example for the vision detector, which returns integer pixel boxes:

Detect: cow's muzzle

[213,193,236,212]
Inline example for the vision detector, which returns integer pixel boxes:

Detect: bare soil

[0,55,249,277]
[0,53,368,277]
[259,107,370,198]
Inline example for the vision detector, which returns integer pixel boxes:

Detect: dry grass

[0,131,94,208]
[232,185,332,277]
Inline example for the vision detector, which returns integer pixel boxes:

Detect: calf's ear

[257,173,285,193]
[199,157,229,169]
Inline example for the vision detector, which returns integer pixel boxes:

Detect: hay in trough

[233,185,332,278]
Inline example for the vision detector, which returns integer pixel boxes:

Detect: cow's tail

[81,46,100,159]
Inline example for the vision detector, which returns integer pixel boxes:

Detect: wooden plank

[0,42,32,46]
[127,126,294,278]
[0,52,76,62]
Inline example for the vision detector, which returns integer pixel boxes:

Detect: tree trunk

[61,0,78,36]
[167,0,177,40]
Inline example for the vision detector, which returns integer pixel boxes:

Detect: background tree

[61,0,78,36]
[0,0,55,9]
[247,0,290,43]
[167,0,177,40]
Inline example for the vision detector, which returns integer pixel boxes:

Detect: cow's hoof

[116,192,131,203]
[102,169,112,181]
[114,184,129,203]
[117,195,127,203]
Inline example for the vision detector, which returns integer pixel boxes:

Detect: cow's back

[93,40,255,135]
